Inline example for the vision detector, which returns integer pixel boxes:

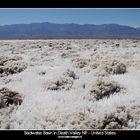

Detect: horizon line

[0,22,139,28]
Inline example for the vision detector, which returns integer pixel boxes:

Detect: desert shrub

[96,114,126,129]
[61,53,67,58]
[90,79,122,101]
[65,46,72,50]
[72,58,90,69]
[63,69,78,80]
[0,87,23,108]
[38,71,46,76]
[48,42,53,47]
[0,56,9,66]
[96,106,133,129]
[115,43,120,47]
[6,61,27,72]
[61,51,79,59]
[0,62,27,77]
[104,60,126,74]
[0,56,27,77]
[0,56,22,66]
[44,77,73,91]
[97,114,122,129]
[90,63,99,69]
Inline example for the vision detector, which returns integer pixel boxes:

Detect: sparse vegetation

[90,79,123,100]
[104,60,126,74]
[0,39,140,129]
[72,58,90,68]
[0,87,22,108]
[0,56,27,77]
[63,69,78,79]
[43,77,73,91]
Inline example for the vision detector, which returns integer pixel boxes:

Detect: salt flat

[0,39,140,129]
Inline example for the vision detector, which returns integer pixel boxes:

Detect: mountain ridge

[0,22,140,39]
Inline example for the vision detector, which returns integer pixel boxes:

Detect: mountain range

[0,22,140,39]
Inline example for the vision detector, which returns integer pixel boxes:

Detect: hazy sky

[0,9,140,27]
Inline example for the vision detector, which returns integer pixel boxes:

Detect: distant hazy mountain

[136,27,140,30]
[0,22,140,39]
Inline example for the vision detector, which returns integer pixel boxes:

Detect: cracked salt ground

[111,69,140,91]
[0,39,140,129]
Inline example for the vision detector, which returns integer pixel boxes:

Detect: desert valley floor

[0,39,140,129]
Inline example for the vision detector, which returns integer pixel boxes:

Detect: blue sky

[0,9,140,27]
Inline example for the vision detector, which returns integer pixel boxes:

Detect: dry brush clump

[64,106,134,129]
[104,60,126,74]
[96,114,127,129]
[0,87,23,108]
[43,77,74,91]
[0,56,22,66]
[38,71,46,76]
[90,78,124,101]
[61,50,79,59]
[0,87,23,129]
[63,69,78,80]
[95,106,133,129]
[90,63,99,69]
[123,105,140,129]
[0,56,27,77]
[71,58,90,69]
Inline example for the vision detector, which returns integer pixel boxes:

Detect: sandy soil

[0,39,140,129]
